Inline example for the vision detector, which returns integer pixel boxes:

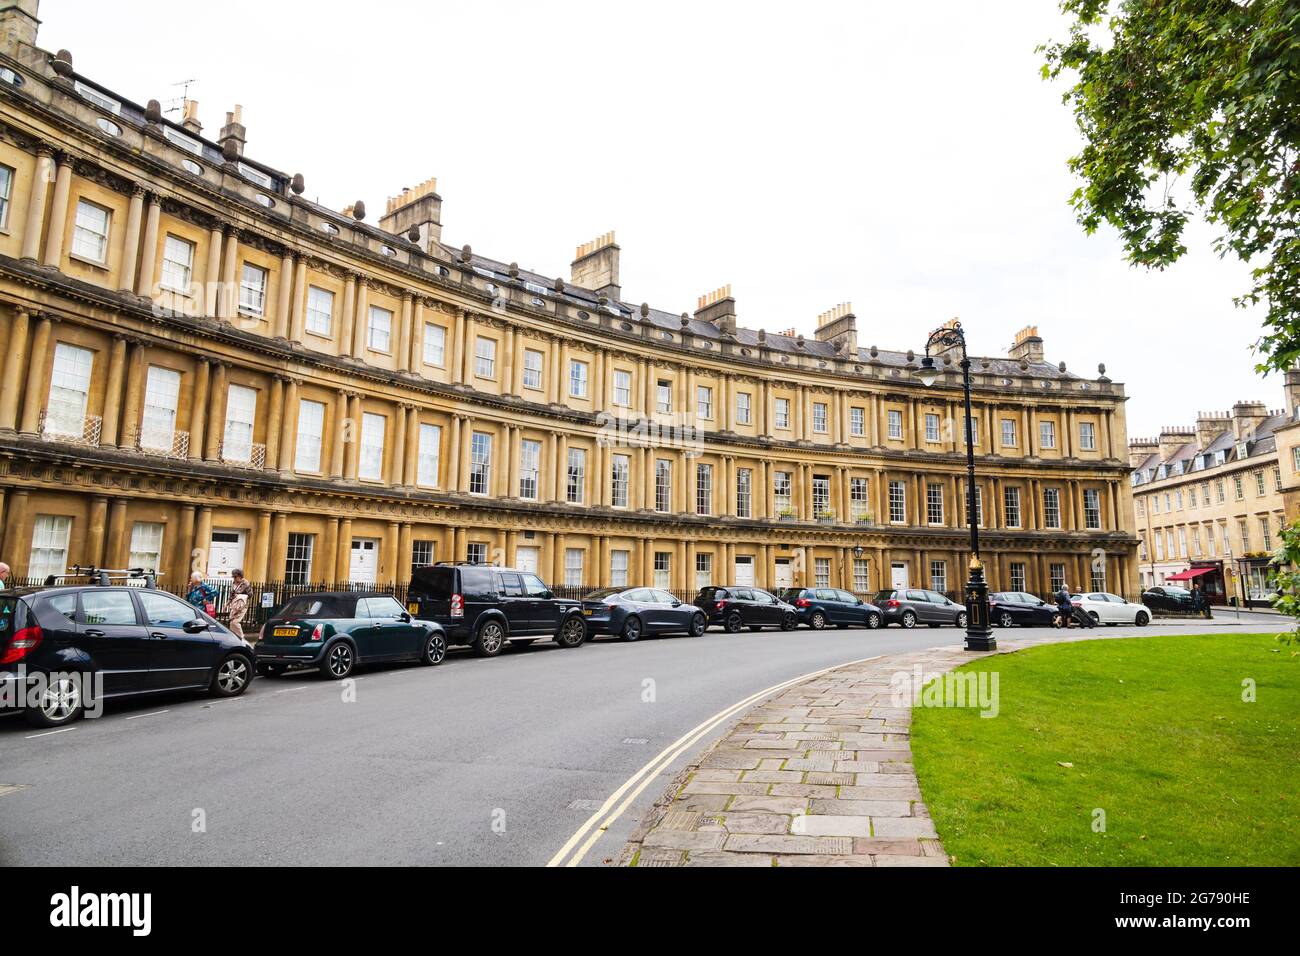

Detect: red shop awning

[1166,567,1214,582]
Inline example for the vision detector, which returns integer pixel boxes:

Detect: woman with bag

[187,572,217,616]
[226,569,253,641]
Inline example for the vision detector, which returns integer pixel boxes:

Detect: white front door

[515,546,539,574]
[734,556,755,587]
[207,530,245,580]
[891,562,909,590]
[350,538,378,584]
[774,559,793,589]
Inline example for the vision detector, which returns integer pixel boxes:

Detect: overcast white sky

[36,0,1280,436]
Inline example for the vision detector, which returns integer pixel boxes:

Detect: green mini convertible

[254,591,447,680]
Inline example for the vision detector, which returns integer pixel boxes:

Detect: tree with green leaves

[1042,0,1300,372]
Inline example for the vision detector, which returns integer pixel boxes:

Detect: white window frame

[128,521,165,572]
[612,369,632,407]
[139,364,181,452]
[29,515,72,580]
[519,438,541,500]
[475,336,497,379]
[239,262,268,317]
[306,286,335,337]
[46,342,94,438]
[469,432,492,495]
[160,234,195,294]
[359,412,386,481]
[222,383,257,463]
[367,305,393,353]
[71,198,110,263]
[295,398,325,473]
[417,423,441,488]
[569,359,589,399]
[567,447,586,504]
[423,323,447,367]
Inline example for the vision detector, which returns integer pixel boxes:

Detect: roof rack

[43,566,162,589]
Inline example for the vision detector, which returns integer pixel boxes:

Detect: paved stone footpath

[619,631,1111,867]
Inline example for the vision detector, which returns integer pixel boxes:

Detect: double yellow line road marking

[547,654,883,868]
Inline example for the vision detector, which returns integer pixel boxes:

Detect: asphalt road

[0,610,1288,866]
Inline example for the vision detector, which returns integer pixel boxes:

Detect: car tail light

[311,623,325,641]
[795,598,811,608]
[886,599,900,608]
[450,594,464,618]
[0,625,42,665]
[715,599,727,610]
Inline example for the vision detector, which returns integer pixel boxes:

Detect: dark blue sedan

[580,588,706,641]
[777,587,884,630]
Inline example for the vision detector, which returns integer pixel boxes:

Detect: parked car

[693,586,799,633]
[988,591,1063,628]
[0,582,253,727]
[405,563,587,656]
[873,589,969,629]
[1141,585,1196,613]
[1071,592,1150,626]
[777,588,883,630]
[580,588,706,641]
[255,591,446,679]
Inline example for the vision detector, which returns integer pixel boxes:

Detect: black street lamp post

[915,321,995,651]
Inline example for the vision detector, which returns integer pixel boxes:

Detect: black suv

[777,588,883,630]
[693,586,799,633]
[406,563,587,656]
[1141,585,1196,613]
[0,581,253,727]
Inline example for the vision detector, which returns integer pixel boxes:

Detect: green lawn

[910,633,1300,866]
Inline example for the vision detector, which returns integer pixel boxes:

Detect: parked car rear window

[873,590,897,603]
[0,596,19,638]
[411,566,455,597]
[584,588,623,601]
[696,587,728,601]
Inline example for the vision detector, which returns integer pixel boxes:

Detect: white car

[1071,592,1150,626]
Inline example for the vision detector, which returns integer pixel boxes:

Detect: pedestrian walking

[226,569,253,641]
[186,572,217,615]
[1193,582,1213,620]
[1055,583,1073,628]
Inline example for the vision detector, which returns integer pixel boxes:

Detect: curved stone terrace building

[0,1,1138,597]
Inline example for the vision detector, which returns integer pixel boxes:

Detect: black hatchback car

[693,586,799,633]
[988,591,1062,628]
[406,563,587,656]
[777,588,883,630]
[0,584,253,727]
[580,587,706,641]
[255,591,447,679]
[1141,585,1196,613]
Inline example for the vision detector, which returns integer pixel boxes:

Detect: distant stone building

[1129,383,1300,605]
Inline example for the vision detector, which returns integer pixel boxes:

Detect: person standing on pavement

[226,569,253,641]
[1055,583,1074,628]
[1193,582,1213,619]
[0,562,10,588]
[186,571,216,613]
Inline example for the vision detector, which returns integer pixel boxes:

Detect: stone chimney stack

[1158,427,1194,459]
[570,232,620,299]
[181,98,202,135]
[694,285,737,337]
[218,105,246,158]
[379,176,443,253]
[0,0,40,49]
[1128,437,1158,469]
[1007,325,1044,363]
[813,302,858,357]
[1231,400,1269,440]
[1195,411,1230,449]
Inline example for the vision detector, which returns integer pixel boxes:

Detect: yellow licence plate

[407,603,419,614]
[273,626,299,637]
[583,609,593,615]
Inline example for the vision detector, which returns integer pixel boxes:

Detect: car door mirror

[671,599,681,607]
[399,612,411,623]
[182,619,209,633]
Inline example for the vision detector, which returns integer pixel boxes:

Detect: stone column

[218,225,239,320]
[556,433,569,502]
[85,495,109,570]
[447,415,462,491]
[174,505,196,581]
[462,313,478,385]
[19,146,54,262]
[505,425,519,498]
[336,518,353,582]
[397,293,413,373]
[329,389,348,479]
[40,153,73,267]
[339,273,357,357]
[264,376,285,472]
[269,512,289,581]
[251,510,272,581]
[289,255,308,343]
[390,404,407,487]
[98,333,127,446]
[136,194,162,297]
[404,404,420,487]
[116,337,146,451]
[322,518,340,586]
[451,309,466,384]
[352,280,370,357]
[383,521,400,584]
[458,415,472,492]
[344,393,361,481]
[0,308,30,433]
[19,313,54,436]
[204,222,224,317]
[409,298,426,373]
[398,523,413,585]
[103,497,128,570]
[204,362,228,460]
[273,251,294,339]
[186,358,210,460]
[280,379,301,475]
[117,185,146,293]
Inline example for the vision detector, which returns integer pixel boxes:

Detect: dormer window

[74,81,120,114]
[1236,441,1249,459]
[163,127,203,155]
[237,162,273,189]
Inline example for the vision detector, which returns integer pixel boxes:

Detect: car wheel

[997,611,1014,629]
[211,654,252,697]
[320,642,355,679]
[866,612,882,629]
[556,615,586,648]
[621,616,643,642]
[421,630,447,666]
[724,612,745,633]
[474,620,506,657]
[25,675,86,728]
[1087,611,1100,625]
[1135,611,1150,627]
[955,612,968,629]
[686,613,706,636]
[809,610,828,630]
[901,610,917,629]
[780,612,799,631]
